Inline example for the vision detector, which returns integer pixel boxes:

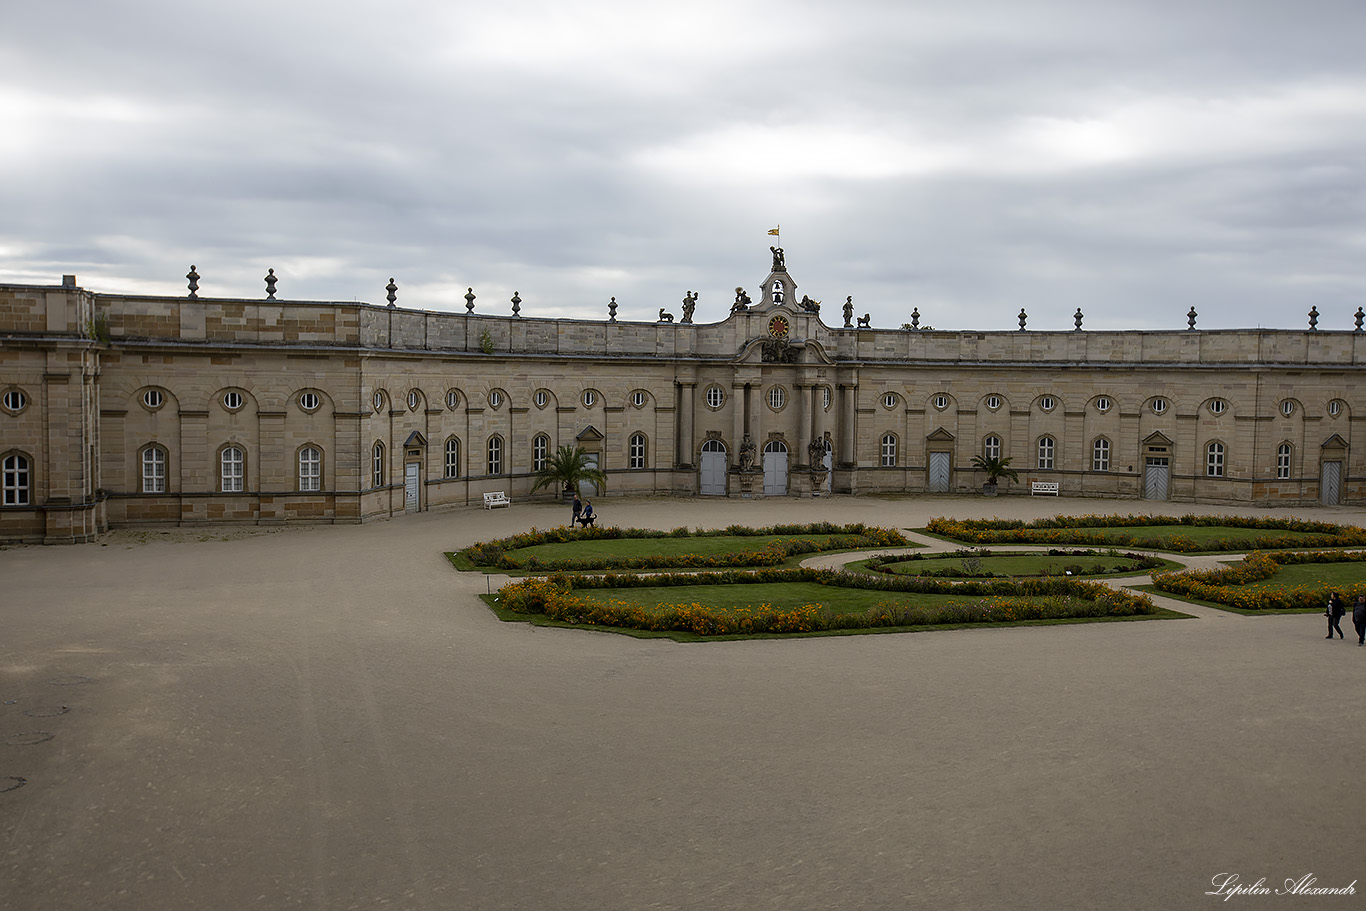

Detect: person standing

[1327,592,1346,639]
[571,493,582,527]
[1353,594,1366,646]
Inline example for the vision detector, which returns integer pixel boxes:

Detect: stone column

[795,383,811,467]
[839,384,857,468]
[732,382,747,452]
[677,383,695,468]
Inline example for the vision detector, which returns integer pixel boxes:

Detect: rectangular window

[3,454,30,505]
[487,437,502,475]
[221,447,244,493]
[1277,445,1291,480]
[373,445,384,488]
[1207,443,1224,478]
[880,434,897,467]
[1037,437,1054,470]
[1092,439,1109,472]
[142,447,166,493]
[299,447,321,492]
[533,436,548,472]
[445,439,460,478]
[984,436,1001,461]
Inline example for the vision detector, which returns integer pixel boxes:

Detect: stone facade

[2,260,1362,542]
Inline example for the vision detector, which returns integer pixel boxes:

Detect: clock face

[768,315,790,338]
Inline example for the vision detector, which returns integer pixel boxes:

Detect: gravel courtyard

[3,495,1362,910]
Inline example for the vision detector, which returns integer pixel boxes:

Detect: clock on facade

[768,315,790,338]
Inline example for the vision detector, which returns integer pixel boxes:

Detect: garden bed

[1150,550,1366,611]
[924,515,1366,553]
[850,548,1176,579]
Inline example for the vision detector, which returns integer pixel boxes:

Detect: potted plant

[531,445,608,500]
[970,454,1018,496]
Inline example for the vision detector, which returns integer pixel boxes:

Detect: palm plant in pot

[970,454,1018,496]
[531,445,608,500]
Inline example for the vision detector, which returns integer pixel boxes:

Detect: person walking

[1353,594,1366,646]
[571,492,582,527]
[1327,592,1346,639]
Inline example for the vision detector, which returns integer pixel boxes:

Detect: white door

[1322,460,1342,505]
[928,451,951,492]
[763,441,788,495]
[404,462,420,512]
[578,453,599,498]
[699,441,727,496]
[1144,458,1169,500]
[822,440,833,493]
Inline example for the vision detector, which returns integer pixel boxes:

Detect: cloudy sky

[4,0,1364,330]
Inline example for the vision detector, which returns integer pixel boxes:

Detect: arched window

[629,433,647,469]
[445,438,460,478]
[1037,436,1055,470]
[1092,438,1110,472]
[141,445,167,493]
[487,437,503,475]
[298,446,322,492]
[221,446,244,493]
[880,434,897,467]
[532,434,550,472]
[1206,441,1225,477]
[983,435,1001,461]
[1276,443,1292,480]
[372,442,385,488]
[2,453,31,505]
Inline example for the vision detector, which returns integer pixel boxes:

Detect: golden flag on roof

[767,227,780,236]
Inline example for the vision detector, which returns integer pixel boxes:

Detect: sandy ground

[2,494,1363,910]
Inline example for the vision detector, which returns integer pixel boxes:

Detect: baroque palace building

[1,251,1361,543]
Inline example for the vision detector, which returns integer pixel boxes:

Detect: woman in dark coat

[1327,592,1346,639]
[1353,594,1366,646]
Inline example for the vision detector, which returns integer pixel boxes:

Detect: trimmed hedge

[495,568,1157,636]
[462,522,908,571]
[926,514,1366,553]
[1151,549,1366,610]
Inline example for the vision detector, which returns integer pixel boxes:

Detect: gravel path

[2,494,1362,910]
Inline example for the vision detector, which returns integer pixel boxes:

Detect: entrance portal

[763,441,788,495]
[699,440,727,496]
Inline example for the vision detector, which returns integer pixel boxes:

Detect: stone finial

[1018,308,1027,331]
[465,288,476,313]
[385,278,398,308]
[186,265,200,299]
[909,308,920,331]
[1355,307,1364,333]
[1187,306,1198,330]
[264,268,277,300]
[1308,305,1319,330]
[1074,308,1084,331]
[608,297,618,322]
[511,291,521,317]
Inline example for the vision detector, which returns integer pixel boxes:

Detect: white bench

[1031,481,1060,496]
[483,491,511,509]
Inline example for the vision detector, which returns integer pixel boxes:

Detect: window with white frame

[1037,436,1055,470]
[2,453,31,505]
[445,438,460,478]
[1092,438,1110,472]
[629,433,647,469]
[1276,443,1291,480]
[373,391,385,412]
[1151,397,1167,414]
[1206,441,1225,477]
[1094,396,1111,413]
[446,390,460,409]
[299,447,321,491]
[1209,398,1226,415]
[880,433,897,467]
[487,436,503,475]
[706,386,724,409]
[372,442,385,488]
[1329,399,1343,417]
[1281,400,1295,416]
[222,391,243,411]
[221,446,244,492]
[142,446,166,493]
[534,390,548,408]
[883,392,897,408]
[632,391,646,408]
[407,391,419,410]
[768,386,785,410]
[932,394,948,410]
[1039,396,1056,412]
[583,390,596,407]
[300,392,320,411]
[533,434,549,472]
[2,389,27,413]
[489,390,503,408]
[985,395,1001,411]
[983,435,1001,461]
[143,389,164,409]
[822,387,832,410]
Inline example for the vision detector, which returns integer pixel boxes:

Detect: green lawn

[1239,560,1366,591]
[923,523,1333,551]
[575,581,989,614]
[846,552,1181,578]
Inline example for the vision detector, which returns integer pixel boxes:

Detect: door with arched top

[699,439,727,495]
[763,441,788,495]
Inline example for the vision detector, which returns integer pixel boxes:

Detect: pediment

[1321,433,1349,451]
[1143,431,1174,447]
[576,425,604,442]
[927,427,956,443]
[403,430,427,448]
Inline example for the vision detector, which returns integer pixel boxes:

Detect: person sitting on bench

[578,501,596,527]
